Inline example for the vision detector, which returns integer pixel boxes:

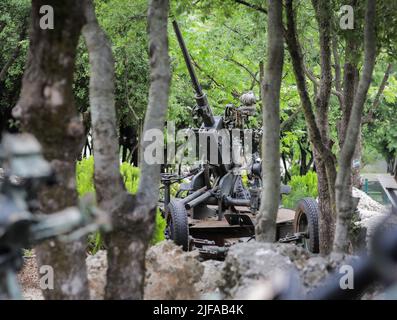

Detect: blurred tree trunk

[334,0,377,253]
[83,0,170,299]
[255,0,284,242]
[15,0,89,299]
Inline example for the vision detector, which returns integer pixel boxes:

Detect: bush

[76,156,95,198]
[76,156,166,253]
[282,171,318,209]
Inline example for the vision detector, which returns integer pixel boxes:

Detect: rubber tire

[294,197,320,253]
[166,200,189,251]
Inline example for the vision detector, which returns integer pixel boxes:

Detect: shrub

[76,156,166,253]
[76,156,95,198]
[282,171,318,209]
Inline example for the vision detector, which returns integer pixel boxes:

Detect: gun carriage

[160,22,321,258]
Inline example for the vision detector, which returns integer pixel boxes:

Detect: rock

[144,241,204,300]
[353,188,386,213]
[79,241,206,300]
[196,259,224,299]
[219,241,357,299]
[86,250,107,300]
[300,256,330,290]
[351,187,397,251]
[219,242,309,299]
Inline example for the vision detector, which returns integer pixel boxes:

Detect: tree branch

[362,63,393,124]
[234,0,267,14]
[304,66,344,102]
[0,23,27,83]
[0,21,6,34]
[226,57,260,85]
[332,36,344,108]
[190,55,224,88]
[280,108,300,132]
[332,36,342,93]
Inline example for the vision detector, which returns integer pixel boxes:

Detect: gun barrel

[172,21,203,96]
[172,21,215,127]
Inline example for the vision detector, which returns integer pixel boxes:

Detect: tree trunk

[15,0,88,299]
[311,0,335,255]
[255,0,284,242]
[284,0,337,254]
[340,61,359,148]
[314,151,334,254]
[334,0,377,253]
[82,0,126,204]
[109,0,171,299]
[339,1,361,189]
[82,0,136,300]
[83,0,171,299]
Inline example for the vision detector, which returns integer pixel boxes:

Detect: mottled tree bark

[83,0,171,299]
[14,0,89,299]
[255,0,284,242]
[334,0,377,253]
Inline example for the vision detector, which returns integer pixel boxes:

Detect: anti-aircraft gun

[161,21,320,258]
[0,133,110,299]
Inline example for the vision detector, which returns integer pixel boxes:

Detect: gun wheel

[294,197,320,253]
[165,199,189,251]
